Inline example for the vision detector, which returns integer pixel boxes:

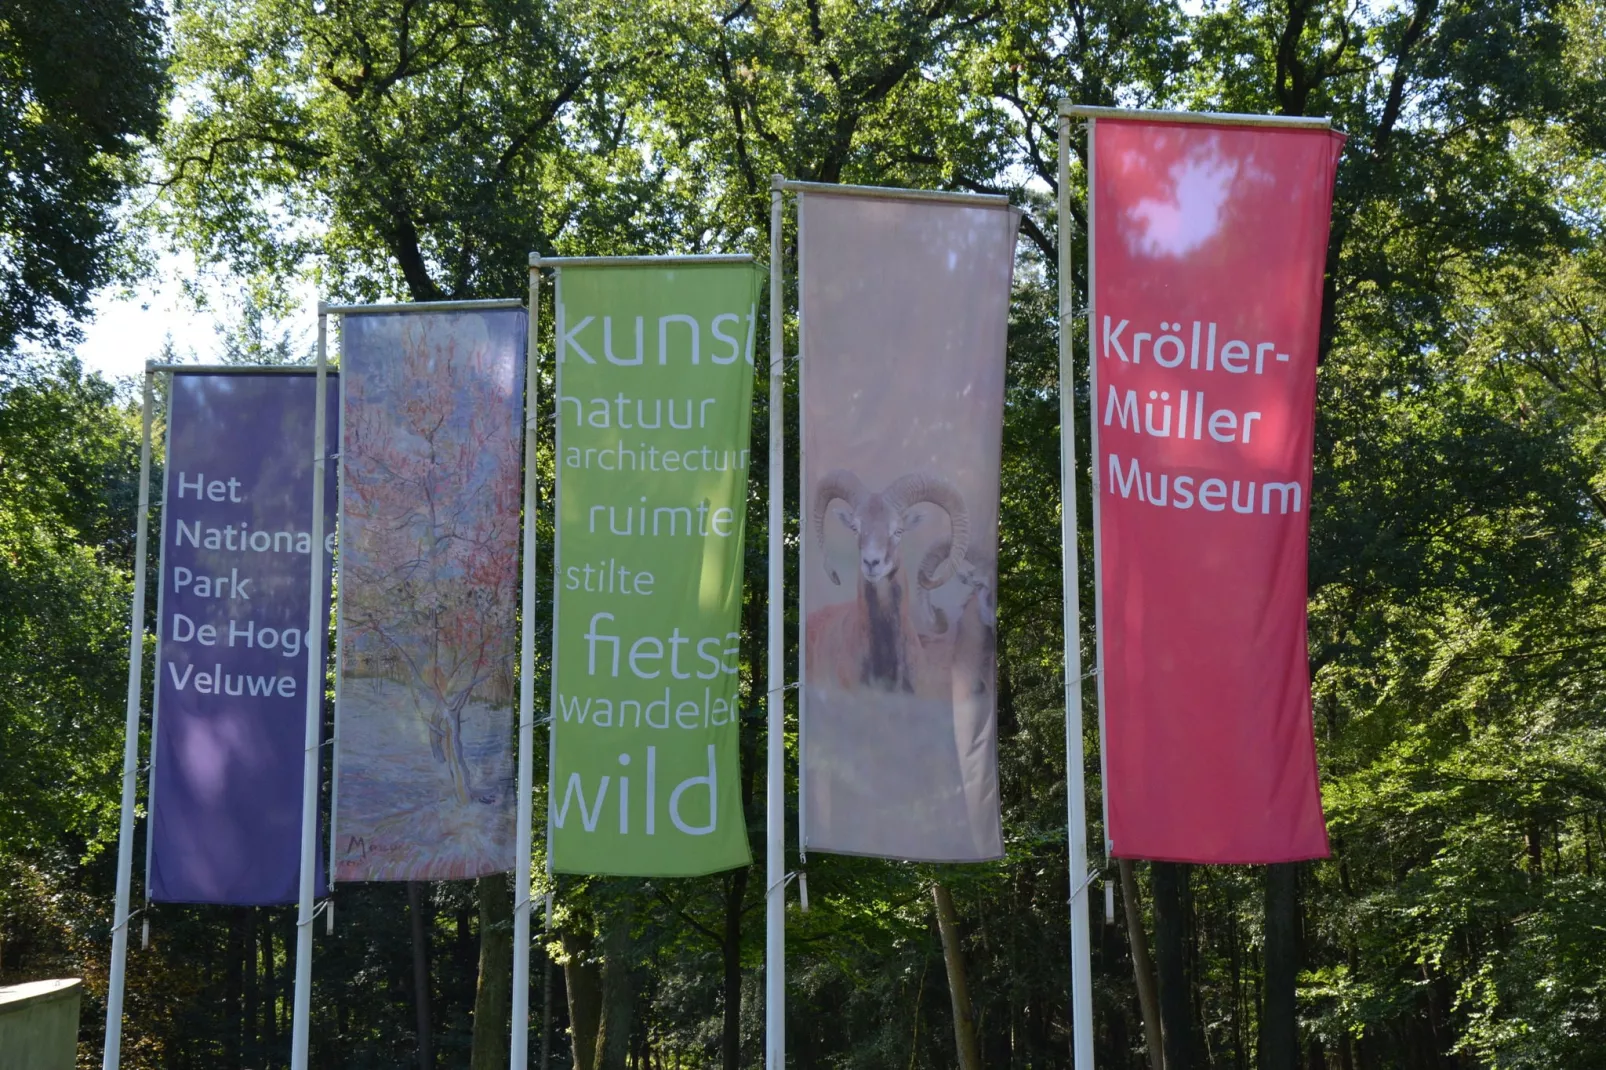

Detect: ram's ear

[901,507,925,530]
[834,506,857,532]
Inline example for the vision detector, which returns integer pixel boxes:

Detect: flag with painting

[334,306,526,881]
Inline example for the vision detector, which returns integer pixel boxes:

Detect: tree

[0,0,165,358]
[13,0,1589,1067]
[159,0,668,302]
[0,361,140,859]
[343,319,521,806]
[0,358,146,1060]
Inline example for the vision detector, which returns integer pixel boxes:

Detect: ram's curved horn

[883,473,969,588]
[811,469,868,585]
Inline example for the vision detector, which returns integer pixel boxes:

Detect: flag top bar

[774,176,1011,208]
[530,253,756,268]
[146,363,340,375]
[1059,102,1333,130]
[323,298,525,315]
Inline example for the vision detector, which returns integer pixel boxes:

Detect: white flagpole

[511,260,542,1069]
[1058,111,1097,1070]
[102,366,155,1070]
[764,175,787,1070]
[290,305,331,1070]
[141,371,173,951]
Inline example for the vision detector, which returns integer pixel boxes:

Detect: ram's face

[973,577,998,629]
[837,496,920,583]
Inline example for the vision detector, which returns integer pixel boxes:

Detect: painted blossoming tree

[342,314,521,806]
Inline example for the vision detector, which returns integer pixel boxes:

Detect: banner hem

[1107,847,1332,865]
[549,858,754,879]
[800,844,1006,865]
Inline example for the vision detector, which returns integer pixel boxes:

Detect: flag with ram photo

[799,189,1020,862]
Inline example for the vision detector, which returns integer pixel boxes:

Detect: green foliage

[0,361,143,1051]
[161,0,675,301]
[0,0,166,357]
[4,0,1606,1067]
[0,362,140,859]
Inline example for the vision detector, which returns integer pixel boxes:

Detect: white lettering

[1104,386,1139,431]
[558,307,596,364]
[669,745,719,836]
[553,773,610,831]
[1103,316,1130,361]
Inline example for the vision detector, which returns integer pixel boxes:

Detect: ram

[914,539,997,706]
[804,469,969,695]
[916,538,1000,852]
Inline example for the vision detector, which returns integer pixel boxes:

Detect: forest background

[3,0,1606,1067]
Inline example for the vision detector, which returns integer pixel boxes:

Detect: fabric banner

[335,308,525,881]
[549,262,760,876]
[800,192,1019,862]
[148,371,336,904]
[1091,118,1344,863]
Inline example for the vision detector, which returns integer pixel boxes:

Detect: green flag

[548,261,760,875]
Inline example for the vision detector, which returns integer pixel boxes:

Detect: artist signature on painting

[342,835,404,860]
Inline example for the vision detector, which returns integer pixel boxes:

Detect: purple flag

[147,371,336,905]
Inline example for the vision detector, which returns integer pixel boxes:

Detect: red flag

[1091,118,1344,863]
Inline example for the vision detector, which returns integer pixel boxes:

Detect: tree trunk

[1230,895,1245,1070]
[541,930,558,1070]
[471,874,513,1070]
[592,901,636,1070]
[721,869,748,1070]
[459,904,477,984]
[1119,860,1165,1070]
[1261,863,1299,1070]
[408,881,435,1070]
[282,912,294,1038]
[932,883,983,1070]
[262,911,278,1059]
[563,927,602,1070]
[243,908,259,1067]
[1187,875,1204,1062]
[1152,861,1193,1070]
[225,909,243,1069]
